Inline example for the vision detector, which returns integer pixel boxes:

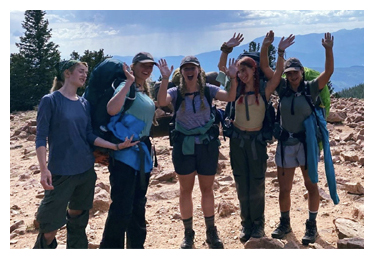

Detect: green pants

[36,167,96,233]
[229,131,267,228]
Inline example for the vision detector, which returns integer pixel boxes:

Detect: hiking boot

[271,217,292,239]
[33,232,57,249]
[251,222,265,239]
[206,226,224,249]
[180,229,195,249]
[239,227,251,244]
[302,219,318,245]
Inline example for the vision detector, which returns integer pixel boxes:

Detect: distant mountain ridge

[113,28,364,92]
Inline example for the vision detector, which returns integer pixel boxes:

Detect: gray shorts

[275,142,308,168]
[36,167,97,233]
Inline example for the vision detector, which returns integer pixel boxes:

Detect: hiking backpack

[222,51,276,143]
[83,58,136,164]
[304,67,331,118]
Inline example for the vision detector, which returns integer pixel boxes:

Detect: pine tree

[10,10,60,111]
[243,41,276,70]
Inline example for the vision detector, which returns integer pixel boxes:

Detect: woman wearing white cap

[260,32,334,245]
[157,56,238,249]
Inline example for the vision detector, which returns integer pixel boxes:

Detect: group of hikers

[33,30,335,249]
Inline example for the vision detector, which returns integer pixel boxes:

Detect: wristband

[116,144,120,150]
[220,43,233,54]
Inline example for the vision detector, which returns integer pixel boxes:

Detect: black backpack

[222,51,275,143]
[83,58,137,141]
[83,58,137,164]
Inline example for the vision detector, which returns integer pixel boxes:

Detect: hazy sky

[9,5,365,60]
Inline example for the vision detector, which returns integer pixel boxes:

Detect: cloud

[10,10,364,59]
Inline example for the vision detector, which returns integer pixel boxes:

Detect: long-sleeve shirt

[35,91,97,176]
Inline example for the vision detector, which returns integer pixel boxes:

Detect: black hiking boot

[206,226,224,249]
[180,229,195,249]
[271,217,292,239]
[251,221,265,239]
[33,232,57,249]
[239,227,251,244]
[302,219,318,245]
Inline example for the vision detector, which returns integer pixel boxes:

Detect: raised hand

[262,30,274,48]
[322,32,334,49]
[221,58,238,79]
[157,59,174,80]
[278,34,295,51]
[226,32,244,48]
[123,62,135,82]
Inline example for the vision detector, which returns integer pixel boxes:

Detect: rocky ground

[10,97,364,250]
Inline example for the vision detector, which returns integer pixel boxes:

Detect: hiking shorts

[172,141,219,176]
[275,142,306,168]
[36,167,97,233]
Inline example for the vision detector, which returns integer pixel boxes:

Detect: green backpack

[304,67,331,118]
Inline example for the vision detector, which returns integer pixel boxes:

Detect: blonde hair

[130,63,152,97]
[50,61,88,92]
[173,67,207,111]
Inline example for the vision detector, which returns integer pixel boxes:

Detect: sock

[182,217,193,231]
[280,211,290,219]
[309,210,318,221]
[204,215,215,229]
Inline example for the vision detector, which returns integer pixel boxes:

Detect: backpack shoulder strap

[122,83,136,112]
[204,85,213,110]
[170,87,183,123]
[117,83,137,121]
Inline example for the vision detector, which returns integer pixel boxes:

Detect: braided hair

[178,68,207,111]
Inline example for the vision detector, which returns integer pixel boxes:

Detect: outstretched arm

[218,33,244,71]
[157,59,174,107]
[265,33,295,100]
[260,30,276,80]
[215,58,238,102]
[316,32,334,90]
[94,135,139,150]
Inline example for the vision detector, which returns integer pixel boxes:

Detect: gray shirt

[167,84,220,130]
[35,91,97,175]
[276,78,320,145]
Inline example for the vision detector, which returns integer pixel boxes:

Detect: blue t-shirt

[109,82,155,172]
[35,91,97,176]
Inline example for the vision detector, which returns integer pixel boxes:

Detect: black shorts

[172,140,219,176]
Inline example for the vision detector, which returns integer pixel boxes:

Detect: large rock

[333,218,364,239]
[244,237,284,249]
[337,237,364,249]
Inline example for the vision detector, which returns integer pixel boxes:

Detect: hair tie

[55,60,80,80]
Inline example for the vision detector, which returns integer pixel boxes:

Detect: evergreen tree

[10,10,60,111]
[243,41,276,70]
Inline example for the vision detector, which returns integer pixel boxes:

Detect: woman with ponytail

[34,60,136,249]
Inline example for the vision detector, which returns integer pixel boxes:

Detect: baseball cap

[284,58,303,73]
[180,56,200,68]
[132,52,156,65]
